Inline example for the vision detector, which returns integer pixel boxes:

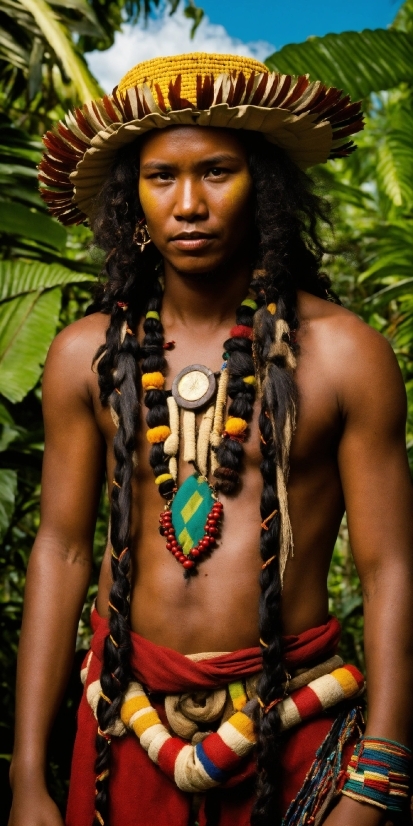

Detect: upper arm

[336,319,413,584]
[38,318,106,560]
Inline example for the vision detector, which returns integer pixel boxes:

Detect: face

[138,126,254,277]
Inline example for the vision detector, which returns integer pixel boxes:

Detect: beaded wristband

[342,736,412,813]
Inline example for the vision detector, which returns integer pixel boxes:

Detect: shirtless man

[9,54,413,826]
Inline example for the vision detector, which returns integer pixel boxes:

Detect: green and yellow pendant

[159,473,223,576]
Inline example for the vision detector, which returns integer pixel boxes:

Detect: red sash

[66,611,343,826]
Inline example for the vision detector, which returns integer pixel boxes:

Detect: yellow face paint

[138,126,254,272]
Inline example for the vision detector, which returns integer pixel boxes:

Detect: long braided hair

[89,130,336,826]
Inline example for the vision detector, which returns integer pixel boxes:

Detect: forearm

[324,567,413,826]
[362,562,413,746]
[11,536,91,783]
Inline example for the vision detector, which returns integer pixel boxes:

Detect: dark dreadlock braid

[89,146,162,826]
[89,131,337,826]
[242,134,334,826]
[140,280,176,500]
[214,298,258,494]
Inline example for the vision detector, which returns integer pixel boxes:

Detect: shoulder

[297,290,406,420]
[47,312,109,362]
[43,312,110,402]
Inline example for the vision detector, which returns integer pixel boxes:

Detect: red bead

[207,527,218,536]
[178,554,186,563]
[183,559,195,569]
[164,510,172,517]
[191,548,200,558]
[171,540,178,549]
[173,549,181,557]
[167,531,175,539]
[166,542,172,551]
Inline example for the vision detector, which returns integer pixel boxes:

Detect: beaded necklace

[140,282,260,578]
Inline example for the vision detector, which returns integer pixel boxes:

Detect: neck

[162,257,252,328]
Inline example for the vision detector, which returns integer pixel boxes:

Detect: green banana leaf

[364,278,413,306]
[376,108,413,208]
[0,468,18,541]
[0,201,67,251]
[19,0,102,102]
[0,261,96,402]
[0,288,61,403]
[265,29,413,100]
[0,260,95,300]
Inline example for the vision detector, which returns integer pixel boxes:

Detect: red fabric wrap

[66,612,347,826]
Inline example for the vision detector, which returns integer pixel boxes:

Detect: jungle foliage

[1,0,412,819]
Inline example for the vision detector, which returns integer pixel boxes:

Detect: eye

[206,167,227,178]
[145,170,174,181]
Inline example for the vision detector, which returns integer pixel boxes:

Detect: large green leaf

[0,201,67,251]
[0,468,18,541]
[19,0,102,102]
[0,287,61,402]
[265,29,413,99]
[364,278,413,306]
[0,260,95,300]
[376,108,413,208]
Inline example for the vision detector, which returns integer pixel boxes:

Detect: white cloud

[86,9,275,93]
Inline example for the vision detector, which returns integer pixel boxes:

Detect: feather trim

[39,69,364,225]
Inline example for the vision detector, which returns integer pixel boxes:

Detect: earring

[133,219,152,253]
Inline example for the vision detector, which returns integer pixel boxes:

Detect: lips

[170,232,215,250]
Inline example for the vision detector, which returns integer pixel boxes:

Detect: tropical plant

[267,0,413,659]
[0,0,203,133]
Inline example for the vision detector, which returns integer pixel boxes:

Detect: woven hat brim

[39,72,364,226]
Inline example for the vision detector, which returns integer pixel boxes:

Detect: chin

[168,256,229,281]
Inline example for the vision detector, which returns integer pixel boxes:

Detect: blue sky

[195,0,404,51]
[88,0,405,92]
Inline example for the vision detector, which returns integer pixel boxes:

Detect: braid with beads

[89,132,338,825]
[89,149,164,825]
[214,299,258,494]
[140,281,176,501]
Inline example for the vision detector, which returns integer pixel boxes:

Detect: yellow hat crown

[118,53,268,107]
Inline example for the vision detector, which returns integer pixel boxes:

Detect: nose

[173,176,208,223]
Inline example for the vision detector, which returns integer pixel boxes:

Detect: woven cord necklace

[140,279,260,578]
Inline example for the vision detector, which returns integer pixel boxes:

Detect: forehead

[139,125,247,163]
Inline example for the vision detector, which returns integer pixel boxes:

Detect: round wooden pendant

[171,365,216,410]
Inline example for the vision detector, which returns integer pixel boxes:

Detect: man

[9,53,413,826]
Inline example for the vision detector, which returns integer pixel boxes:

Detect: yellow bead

[243,375,256,385]
[267,303,277,315]
[155,473,173,486]
[146,425,171,444]
[142,372,165,391]
[225,417,248,436]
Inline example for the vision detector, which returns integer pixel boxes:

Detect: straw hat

[39,52,364,226]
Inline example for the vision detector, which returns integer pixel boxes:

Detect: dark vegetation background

[0,0,412,820]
